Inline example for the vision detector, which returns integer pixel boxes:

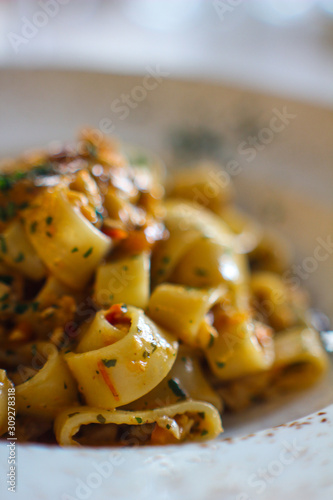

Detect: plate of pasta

[0,69,332,500]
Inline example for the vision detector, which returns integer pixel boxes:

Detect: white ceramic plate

[0,69,332,500]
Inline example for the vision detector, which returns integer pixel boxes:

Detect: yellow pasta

[65,305,178,408]
[0,219,46,281]
[24,186,111,289]
[148,284,226,348]
[170,237,248,289]
[205,313,275,380]
[9,342,78,420]
[272,326,328,390]
[250,271,304,331]
[0,128,329,447]
[124,346,222,412]
[94,253,150,309]
[54,400,222,446]
[216,326,328,411]
[167,161,233,213]
[151,200,235,286]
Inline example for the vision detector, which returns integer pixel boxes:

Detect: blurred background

[0,0,333,107]
[0,1,332,319]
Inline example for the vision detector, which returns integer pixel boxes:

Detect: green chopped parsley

[216,361,226,369]
[194,267,208,277]
[135,417,143,424]
[150,341,157,353]
[14,303,29,315]
[208,333,215,348]
[14,252,25,263]
[96,414,106,424]
[0,201,29,222]
[201,429,208,436]
[86,143,98,158]
[102,358,117,368]
[0,275,13,286]
[46,216,53,225]
[83,247,93,258]
[6,202,16,219]
[168,378,186,399]
[71,247,79,253]
[0,236,7,254]
[30,221,38,233]
[68,412,80,418]
[31,301,39,312]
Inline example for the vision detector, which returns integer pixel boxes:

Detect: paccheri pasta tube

[65,305,178,408]
[0,129,329,447]
[7,342,78,420]
[54,400,222,446]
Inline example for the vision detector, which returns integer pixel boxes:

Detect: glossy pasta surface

[0,130,328,446]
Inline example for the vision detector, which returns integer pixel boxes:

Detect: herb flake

[96,414,106,424]
[168,378,186,399]
[68,412,80,418]
[14,252,25,263]
[194,267,208,277]
[0,275,13,286]
[102,358,117,368]
[30,221,38,233]
[216,361,226,369]
[83,247,93,258]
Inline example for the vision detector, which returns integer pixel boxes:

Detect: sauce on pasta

[0,130,328,446]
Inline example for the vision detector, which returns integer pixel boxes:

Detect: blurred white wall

[0,0,332,106]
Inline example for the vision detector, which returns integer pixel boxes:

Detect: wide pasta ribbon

[24,186,111,290]
[151,200,243,287]
[54,400,222,446]
[8,342,78,420]
[65,305,178,408]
